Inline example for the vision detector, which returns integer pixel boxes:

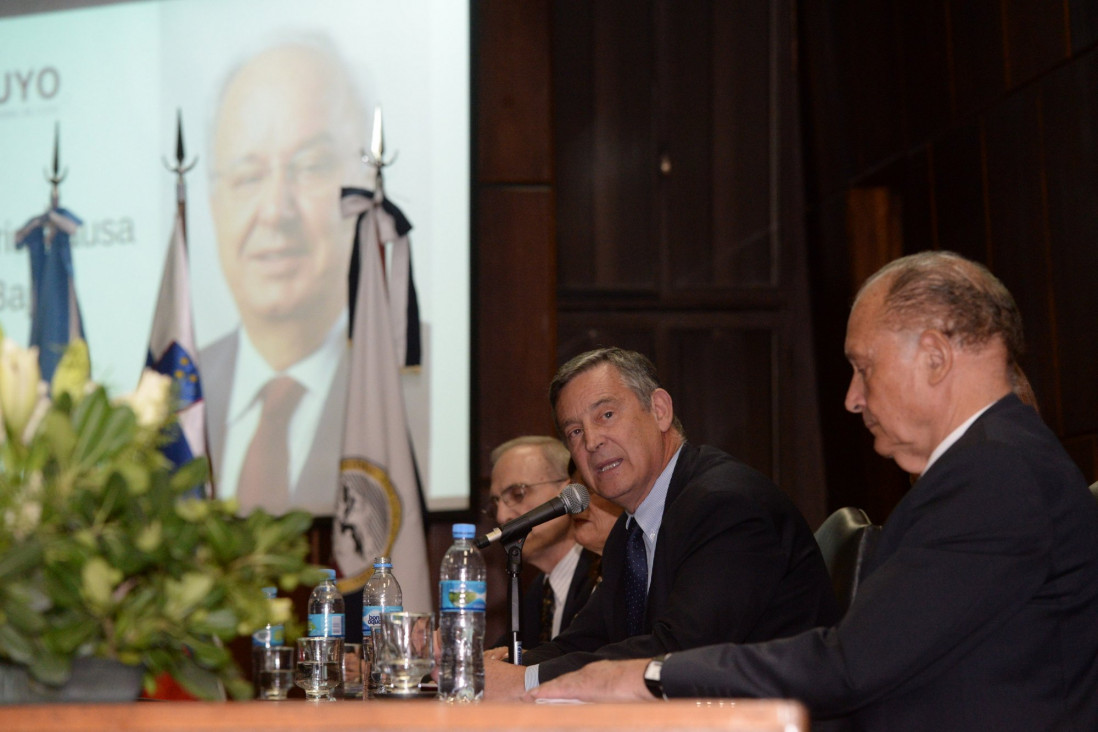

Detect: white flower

[0,337,44,442]
[122,369,172,429]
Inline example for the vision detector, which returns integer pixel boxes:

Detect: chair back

[814,507,880,616]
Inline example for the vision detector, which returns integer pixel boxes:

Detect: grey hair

[548,347,685,437]
[857,250,1025,363]
[489,435,571,477]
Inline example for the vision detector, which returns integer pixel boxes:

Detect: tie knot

[261,375,305,419]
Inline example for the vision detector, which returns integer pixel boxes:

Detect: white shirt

[218,311,348,511]
[547,543,583,638]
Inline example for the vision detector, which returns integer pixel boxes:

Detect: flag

[334,187,430,612]
[346,187,421,367]
[145,188,207,488]
[15,207,85,384]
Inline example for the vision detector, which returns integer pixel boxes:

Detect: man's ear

[919,329,953,386]
[650,388,674,432]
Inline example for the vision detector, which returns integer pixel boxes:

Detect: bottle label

[308,613,345,637]
[251,624,285,647]
[439,580,486,613]
[362,605,403,636]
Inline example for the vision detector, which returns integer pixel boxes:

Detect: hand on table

[525,658,653,703]
[484,656,528,700]
[484,646,510,662]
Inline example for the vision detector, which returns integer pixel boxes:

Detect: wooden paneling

[476,0,553,183]
[799,0,1098,517]
[947,0,1006,119]
[1002,0,1069,86]
[1039,51,1098,439]
[553,0,658,293]
[475,186,558,471]
[1069,0,1098,54]
[663,0,775,291]
[898,0,953,144]
[837,0,905,172]
[982,87,1062,430]
[930,122,988,262]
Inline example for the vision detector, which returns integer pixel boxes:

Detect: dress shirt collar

[227,311,348,424]
[923,399,997,474]
[627,443,684,586]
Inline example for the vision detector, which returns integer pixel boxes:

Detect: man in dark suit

[485,348,839,698]
[486,436,601,653]
[531,252,1098,730]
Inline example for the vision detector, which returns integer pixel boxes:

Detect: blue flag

[15,207,85,383]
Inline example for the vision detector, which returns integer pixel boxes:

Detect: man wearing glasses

[202,36,369,515]
[485,436,602,653]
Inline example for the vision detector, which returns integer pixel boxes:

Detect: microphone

[475,483,590,549]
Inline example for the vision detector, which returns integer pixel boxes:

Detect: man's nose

[495,501,519,524]
[583,426,604,452]
[844,376,864,414]
[257,166,298,224]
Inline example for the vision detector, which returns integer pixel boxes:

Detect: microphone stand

[501,531,531,665]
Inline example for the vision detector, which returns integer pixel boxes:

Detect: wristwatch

[644,654,668,699]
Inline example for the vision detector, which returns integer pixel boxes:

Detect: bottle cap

[323,568,337,581]
[261,586,277,599]
[373,556,393,569]
[452,522,475,539]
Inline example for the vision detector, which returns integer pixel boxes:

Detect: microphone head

[559,483,590,514]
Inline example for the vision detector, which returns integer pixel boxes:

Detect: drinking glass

[294,636,343,701]
[374,611,434,695]
[341,642,365,699]
[253,645,294,700]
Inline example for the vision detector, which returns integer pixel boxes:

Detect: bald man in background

[202,37,369,516]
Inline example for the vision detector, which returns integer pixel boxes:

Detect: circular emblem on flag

[334,458,402,586]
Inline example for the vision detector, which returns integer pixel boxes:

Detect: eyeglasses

[483,478,567,517]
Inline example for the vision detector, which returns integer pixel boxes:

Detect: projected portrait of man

[201,36,371,516]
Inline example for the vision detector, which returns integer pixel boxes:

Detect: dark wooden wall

[420,0,1098,646]
[799,0,1098,521]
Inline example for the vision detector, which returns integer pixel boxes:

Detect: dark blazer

[664,395,1098,731]
[522,442,839,681]
[494,547,602,652]
[201,330,349,512]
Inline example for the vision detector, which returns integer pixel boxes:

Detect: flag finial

[362,105,397,195]
[44,121,68,206]
[162,109,198,201]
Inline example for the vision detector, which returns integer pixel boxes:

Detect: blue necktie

[624,518,648,636]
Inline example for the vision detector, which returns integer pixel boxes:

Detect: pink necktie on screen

[236,375,305,515]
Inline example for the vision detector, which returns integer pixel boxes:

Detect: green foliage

[0,350,321,700]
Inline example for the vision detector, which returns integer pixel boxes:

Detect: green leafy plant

[0,329,325,700]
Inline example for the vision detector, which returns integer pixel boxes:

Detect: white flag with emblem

[334,188,430,612]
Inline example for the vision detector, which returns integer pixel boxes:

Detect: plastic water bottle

[362,556,403,693]
[308,568,345,638]
[438,523,486,702]
[253,586,285,647]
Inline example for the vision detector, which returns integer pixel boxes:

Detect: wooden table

[0,699,808,732]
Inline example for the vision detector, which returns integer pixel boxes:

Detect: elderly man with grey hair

[201,36,370,517]
[485,436,601,654]
[532,251,1098,731]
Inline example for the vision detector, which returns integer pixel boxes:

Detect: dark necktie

[624,518,648,636]
[236,376,305,515]
[539,576,556,643]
